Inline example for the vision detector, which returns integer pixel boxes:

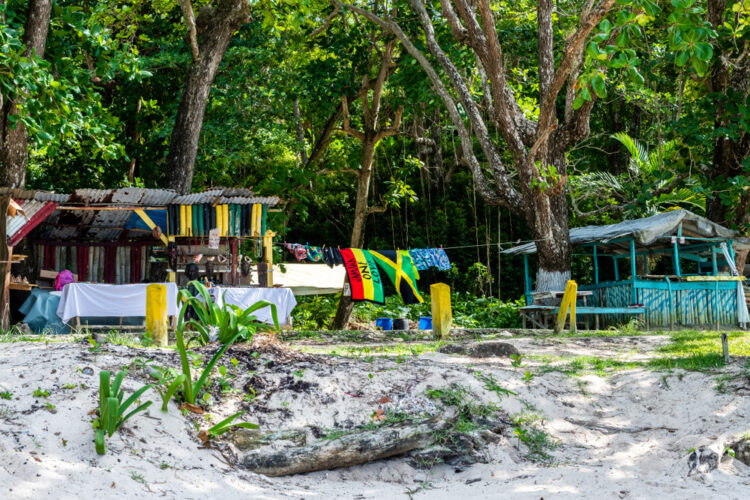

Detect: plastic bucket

[418,317,432,330]
[393,318,409,330]
[375,318,392,330]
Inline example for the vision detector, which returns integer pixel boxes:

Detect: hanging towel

[284,243,308,261]
[245,204,252,235]
[197,204,204,237]
[250,204,258,236]
[370,250,424,304]
[78,246,89,282]
[216,205,223,236]
[322,247,344,268]
[306,245,324,262]
[222,204,229,237]
[409,248,452,271]
[261,204,267,236]
[340,248,385,304]
[234,204,242,236]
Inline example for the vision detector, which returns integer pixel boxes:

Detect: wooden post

[0,196,11,330]
[721,333,729,363]
[230,239,238,286]
[257,262,268,287]
[146,284,168,347]
[264,230,275,286]
[430,283,452,339]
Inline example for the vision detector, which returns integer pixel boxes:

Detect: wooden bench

[520,305,648,330]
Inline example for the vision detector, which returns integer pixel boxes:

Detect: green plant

[177,280,279,345]
[0,391,12,400]
[510,354,523,368]
[94,370,153,455]
[206,410,258,438]
[33,388,49,398]
[522,370,535,383]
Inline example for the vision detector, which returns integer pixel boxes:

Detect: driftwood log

[240,417,451,477]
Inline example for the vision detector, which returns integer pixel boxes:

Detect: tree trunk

[332,135,377,330]
[165,0,250,194]
[0,0,52,188]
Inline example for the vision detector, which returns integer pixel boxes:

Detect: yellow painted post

[430,283,452,339]
[146,284,168,347]
[554,280,578,333]
[263,230,275,286]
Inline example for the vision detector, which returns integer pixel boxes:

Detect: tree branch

[375,106,403,141]
[178,0,200,61]
[310,5,340,37]
[340,95,365,141]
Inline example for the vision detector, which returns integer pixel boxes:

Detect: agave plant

[177,280,280,346]
[95,370,153,455]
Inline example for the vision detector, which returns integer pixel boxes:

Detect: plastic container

[418,317,433,330]
[392,318,409,330]
[375,318,393,331]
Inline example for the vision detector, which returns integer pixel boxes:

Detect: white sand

[0,337,749,499]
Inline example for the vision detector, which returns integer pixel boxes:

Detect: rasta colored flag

[340,248,385,304]
[370,250,424,304]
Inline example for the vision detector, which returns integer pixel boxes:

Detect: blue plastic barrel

[375,318,393,330]
[418,317,433,330]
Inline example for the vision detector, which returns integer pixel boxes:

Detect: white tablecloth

[209,287,297,325]
[57,283,179,323]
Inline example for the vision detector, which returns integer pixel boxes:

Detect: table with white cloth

[56,283,179,325]
[208,287,297,326]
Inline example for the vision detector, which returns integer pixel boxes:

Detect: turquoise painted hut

[503,210,750,329]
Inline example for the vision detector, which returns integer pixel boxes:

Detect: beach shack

[0,187,284,332]
[502,210,750,330]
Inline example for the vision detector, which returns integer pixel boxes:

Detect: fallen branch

[240,417,451,476]
[565,418,677,435]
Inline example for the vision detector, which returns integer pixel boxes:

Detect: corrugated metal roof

[6,200,45,238]
[171,189,224,205]
[4,188,280,243]
[503,210,749,255]
[218,196,279,205]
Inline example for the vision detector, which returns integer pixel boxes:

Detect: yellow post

[555,280,578,333]
[179,205,187,236]
[430,283,452,339]
[146,284,168,347]
[263,230,275,286]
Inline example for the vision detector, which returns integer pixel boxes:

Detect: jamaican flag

[340,248,385,304]
[370,250,424,304]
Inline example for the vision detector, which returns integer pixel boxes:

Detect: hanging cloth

[78,246,89,282]
[222,204,229,237]
[216,205,223,236]
[720,242,750,327]
[240,204,247,236]
[197,204,204,237]
[340,248,385,304]
[179,205,187,236]
[250,204,258,236]
[306,245,323,262]
[105,246,117,283]
[370,250,424,304]
[260,204,267,236]
[322,247,344,268]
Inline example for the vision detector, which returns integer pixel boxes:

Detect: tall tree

[330,38,403,329]
[165,0,252,194]
[0,0,52,188]
[346,0,624,290]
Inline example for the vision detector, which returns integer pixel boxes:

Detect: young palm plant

[95,370,153,455]
[173,280,280,406]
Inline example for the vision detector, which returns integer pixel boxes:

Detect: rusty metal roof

[3,188,279,244]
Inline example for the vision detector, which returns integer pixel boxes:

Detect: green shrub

[95,371,153,455]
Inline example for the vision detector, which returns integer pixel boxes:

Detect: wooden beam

[0,196,11,329]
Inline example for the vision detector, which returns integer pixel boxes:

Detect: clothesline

[272,238,545,251]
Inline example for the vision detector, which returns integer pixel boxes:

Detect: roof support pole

[523,254,531,305]
[630,238,638,305]
[673,224,682,276]
[712,246,718,276]
[593,244,599,284]
[613,257,619,281]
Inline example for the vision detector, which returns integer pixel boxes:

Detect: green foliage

[207,410,259,438]
[94,370,153,455]
[177,280,279,346]
[0,391,13,400]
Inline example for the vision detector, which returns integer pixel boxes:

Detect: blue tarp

[125,209,168,233]
[19,289,69,334]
